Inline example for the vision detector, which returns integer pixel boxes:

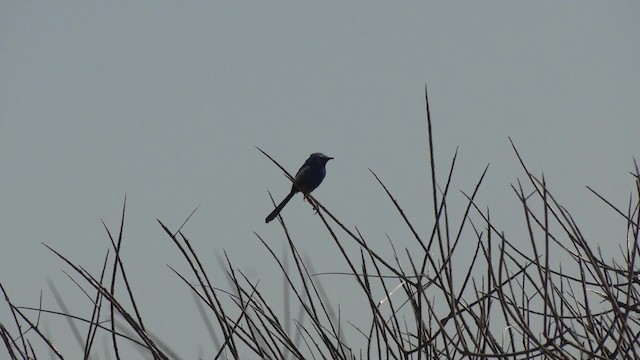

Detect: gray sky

[1,2,639,358]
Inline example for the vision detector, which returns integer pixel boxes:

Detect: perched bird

[265,152,333,223]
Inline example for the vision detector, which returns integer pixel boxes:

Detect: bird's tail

[265,190,296,223]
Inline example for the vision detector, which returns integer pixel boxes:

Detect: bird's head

[309,152,333,165]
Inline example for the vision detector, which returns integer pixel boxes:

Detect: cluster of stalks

[2,92,639,359]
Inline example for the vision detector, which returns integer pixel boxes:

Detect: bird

[265,152,333,223]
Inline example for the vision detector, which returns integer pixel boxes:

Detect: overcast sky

[1,2,639,358]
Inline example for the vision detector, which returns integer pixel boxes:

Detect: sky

[1,2,639,358]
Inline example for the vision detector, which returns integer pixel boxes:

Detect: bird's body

[265,152,333,223]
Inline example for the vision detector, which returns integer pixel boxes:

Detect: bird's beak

[327,156,334,160]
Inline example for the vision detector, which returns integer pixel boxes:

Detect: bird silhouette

[265,152,333,223]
